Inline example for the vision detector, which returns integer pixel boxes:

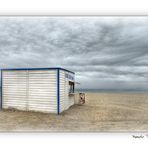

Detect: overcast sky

[0,16,148,90]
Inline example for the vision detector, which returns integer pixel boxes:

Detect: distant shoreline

[75,89,148,93]
[0,86,147,94]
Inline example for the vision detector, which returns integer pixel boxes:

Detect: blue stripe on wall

[57,69,60,114]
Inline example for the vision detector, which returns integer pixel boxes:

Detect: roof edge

[1,67,75,74]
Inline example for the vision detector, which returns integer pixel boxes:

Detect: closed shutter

[2,70,27,110]
[28,70,57,113]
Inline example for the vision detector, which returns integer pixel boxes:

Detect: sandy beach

[0,92,148,132]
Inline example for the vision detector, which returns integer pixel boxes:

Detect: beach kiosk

[1,67,75,114]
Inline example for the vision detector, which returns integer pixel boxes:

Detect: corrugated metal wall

[2,70,27,110]
[2,69,57,113]
[66,71,75,107]
[59,70,65,112]
[28,70,57,113]
[60,70,75,112]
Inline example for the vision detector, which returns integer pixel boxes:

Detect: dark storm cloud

[0,16,148,90]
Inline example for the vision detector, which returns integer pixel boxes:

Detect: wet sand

[0,92,148,132]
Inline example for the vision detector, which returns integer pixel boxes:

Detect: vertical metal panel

[2,70,27,110]
[28,70,57,113]
[57,69,60,114]
[1,70,3,110]
[60,70,75,112]
[68,71,75,107]
[59,70,66,112]
[66,71,75,108]
[65,80,69,110]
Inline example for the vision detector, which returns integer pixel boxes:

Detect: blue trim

[57,69,60,114]
[59,68,75,74]
[1,70,2,110]
[1,67,75,74]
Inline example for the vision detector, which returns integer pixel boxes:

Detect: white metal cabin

[1,67,75,114]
